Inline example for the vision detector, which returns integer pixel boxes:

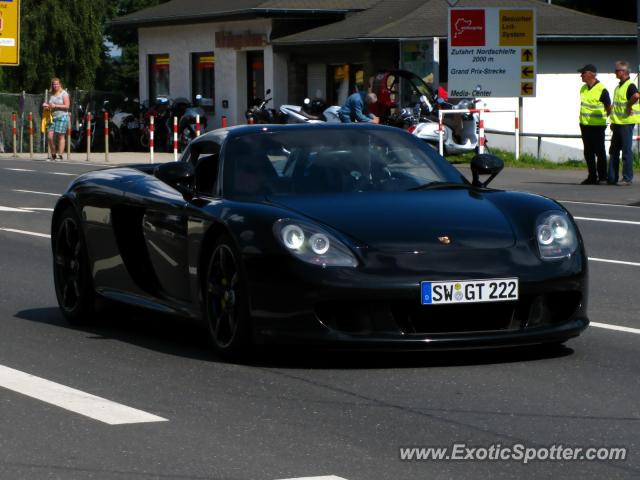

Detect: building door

[247,51,265,105]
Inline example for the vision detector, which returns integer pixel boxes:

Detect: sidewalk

[0,151,174,166]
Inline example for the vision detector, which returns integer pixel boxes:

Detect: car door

[138,140,221,303]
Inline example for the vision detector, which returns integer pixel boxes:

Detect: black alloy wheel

[53,208,95,324]
[204,236,251,358]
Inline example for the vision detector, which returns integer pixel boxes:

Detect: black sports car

[51,124,588,357]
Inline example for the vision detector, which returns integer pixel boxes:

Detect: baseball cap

[577,64,597,74]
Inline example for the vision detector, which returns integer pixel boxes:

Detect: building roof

[272,0,636,44]
[111,0,381,27]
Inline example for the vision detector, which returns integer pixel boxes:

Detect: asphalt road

[0,156,638,479]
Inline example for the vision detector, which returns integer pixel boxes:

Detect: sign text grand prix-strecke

[447,7,536,98]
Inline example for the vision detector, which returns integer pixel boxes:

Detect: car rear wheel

[53,207,96,324]
[204,235,251,358]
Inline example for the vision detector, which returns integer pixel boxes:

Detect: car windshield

[223,127,465,198]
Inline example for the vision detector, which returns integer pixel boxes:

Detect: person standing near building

[339,91,380,124]
[608,61,640,186]
[577,64,611,184]
[42,78,70,160]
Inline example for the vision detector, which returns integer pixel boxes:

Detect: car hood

[267,190,517,252]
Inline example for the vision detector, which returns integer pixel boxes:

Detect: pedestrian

[339,91,380,124]
[42,78,70,160]
[577,64,611,184]
[608,61,640,186]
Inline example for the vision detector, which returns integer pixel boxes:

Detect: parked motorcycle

[246,89,287,124]
[140,97,172,151]
[371,70,486,155]
[410,91,486,155]
[279,97,341,124]
[111,97,143,152]
[71,100,121,152]
[178,95,207,150]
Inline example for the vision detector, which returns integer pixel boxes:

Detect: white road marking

[4,168,36,172]
[591,322,640,335]
[0,228,50,238]
[275,477,348,480]
[0,364,168,425]
[0,206,34,212]
[50,172,76,176]
[560,200,639,209]
[574,216,640,226]
[17,207,54,212]
[589,257,640,267]
[13,189,59,196]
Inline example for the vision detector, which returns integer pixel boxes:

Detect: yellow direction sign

[521,48,534,62]
[521,65,534,79]
[521,82,534,96]
[500,9,534,46]
[0,0,20,66]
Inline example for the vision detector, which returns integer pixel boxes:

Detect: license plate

[421,278,518,305]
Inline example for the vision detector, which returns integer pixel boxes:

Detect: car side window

[190,141,221,195]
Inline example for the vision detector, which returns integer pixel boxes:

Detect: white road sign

[447,8,536,98]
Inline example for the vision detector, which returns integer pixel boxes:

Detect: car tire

[203,235,252,359]
[53,207,97,324]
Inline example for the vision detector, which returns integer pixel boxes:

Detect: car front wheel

[204,235,251,358]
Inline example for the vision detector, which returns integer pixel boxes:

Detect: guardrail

[485,128,640,160]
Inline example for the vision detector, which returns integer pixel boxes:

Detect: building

[111,0,636,160]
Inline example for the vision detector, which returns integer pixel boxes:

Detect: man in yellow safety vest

[578,64,611,185]
[608,61,640,186]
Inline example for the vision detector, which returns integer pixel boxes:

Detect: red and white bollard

[514,116,520,160]
[66,114,71,161]
[478,113,485,155]
[11,112,17,157]
[149,115,155,164]
[104,111,109,162]
[196,114,201,137]
[173,116,178,161]
[221,115,228,128]
[28,112,34,159]
[86,112,92,161]
[438,111,444,156]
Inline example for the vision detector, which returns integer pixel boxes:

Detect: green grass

[447,147,640,170]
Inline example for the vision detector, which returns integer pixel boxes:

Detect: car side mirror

[470,154,504,187]
[155,161,195,195]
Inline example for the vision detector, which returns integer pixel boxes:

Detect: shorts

[48,115,69,134]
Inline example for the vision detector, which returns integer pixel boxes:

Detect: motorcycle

[246,89,287,124]
[111,97,143,152]
[279,97,341,124]
[71,100,121,152]
[371,70,485,155]
[140,97,172,151]
[178,95,207,150]
[409,91,486,155]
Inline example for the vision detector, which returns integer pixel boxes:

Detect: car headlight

[273,219,358,267]
[535,211,578,260]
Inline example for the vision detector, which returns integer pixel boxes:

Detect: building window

[149,54,170,100]
[327,64,364,106]
[247,50,265,105]
[192,52,215,109]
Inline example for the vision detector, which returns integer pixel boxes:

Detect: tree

[0,0,110,92]
[98,0,171,97]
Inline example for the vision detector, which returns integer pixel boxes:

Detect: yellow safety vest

[611,79,640,125]
[579,82,607,126]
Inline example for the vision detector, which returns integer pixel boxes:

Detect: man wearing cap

[578,64,611,184]
[608,60,640,186]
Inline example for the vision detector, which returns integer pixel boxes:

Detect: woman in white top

[42,77,70,160]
